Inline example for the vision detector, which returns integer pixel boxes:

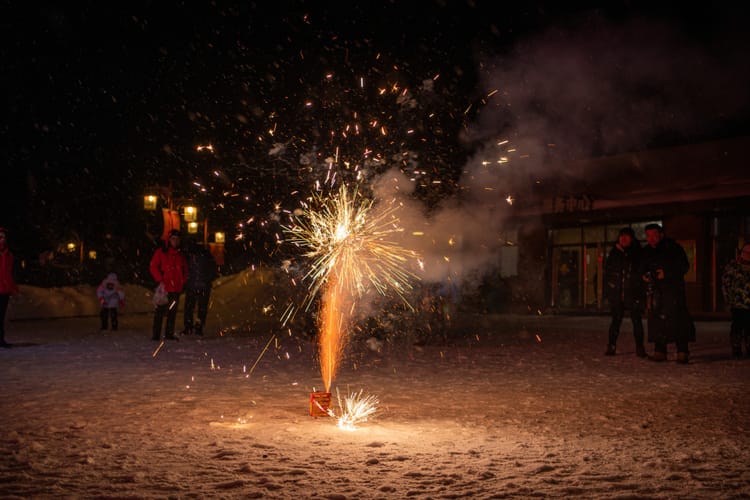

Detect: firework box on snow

[309,392,332,417]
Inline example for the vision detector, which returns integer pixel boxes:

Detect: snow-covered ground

[1,268,749,498]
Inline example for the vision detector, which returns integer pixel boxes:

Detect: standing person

[640,224,695,363]
[604,227,646,357]
[182,240,217,336]
[0,228,19,348]
[721,243,750,359]
[96,272,125,331]
[149,230,188,341]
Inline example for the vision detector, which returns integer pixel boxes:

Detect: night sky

[3,2,749,277]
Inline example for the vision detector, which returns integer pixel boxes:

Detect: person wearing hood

[0,227,19,348]
[722,243,750,358]
[96,272,125,331]
[604,227,646,357]
[149,229,188,341]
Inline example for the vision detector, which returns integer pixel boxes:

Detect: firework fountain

[285,184,418,394]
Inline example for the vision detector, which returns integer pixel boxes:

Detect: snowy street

[1,311,748,498]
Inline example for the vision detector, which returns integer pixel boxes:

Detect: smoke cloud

[376,11,750,299]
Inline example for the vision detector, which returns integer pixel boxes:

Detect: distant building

[498,135,750,318]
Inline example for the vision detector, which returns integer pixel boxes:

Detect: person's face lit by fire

[169,234,180,249]
[645,228,663,248]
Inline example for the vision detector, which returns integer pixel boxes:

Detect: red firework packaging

[309,392,332,417]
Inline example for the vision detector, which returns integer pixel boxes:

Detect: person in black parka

[604,227,646,357]
[182,240,218,336]
[640,224,695,363]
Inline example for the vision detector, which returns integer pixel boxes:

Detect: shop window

[553,228,582,244]
[583,225,605,244]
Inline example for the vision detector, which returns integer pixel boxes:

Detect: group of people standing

[605,224,750,362]
[94,229,217,340]
[0,223,747,357]
[149,229,217,341]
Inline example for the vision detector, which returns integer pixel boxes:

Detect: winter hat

[169,229,181,238]
[618,227,636,239]
[104,273,119,285]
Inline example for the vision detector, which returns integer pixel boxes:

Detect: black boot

[635,343,647,358]
[604,344,616,356]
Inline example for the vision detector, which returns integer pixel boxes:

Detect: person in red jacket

[149,229,188,341]
[0,227,19,348]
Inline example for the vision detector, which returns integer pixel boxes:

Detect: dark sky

[2,1,749,258]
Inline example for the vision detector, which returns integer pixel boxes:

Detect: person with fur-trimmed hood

[96,272,125,331]
[722,243,750,358]
[0,227,19,348]
[149,229,188,341]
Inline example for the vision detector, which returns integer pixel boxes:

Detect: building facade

[500,136,750,318]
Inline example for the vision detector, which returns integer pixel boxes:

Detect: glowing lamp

[187,221,199,234]
[66,242,76,252]
[183,205,197,222]
[214,232,225,244]
[143,195,158,210]
[88,250,97,260]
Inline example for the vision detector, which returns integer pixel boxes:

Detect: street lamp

[214,231,225,244]
[187,221,199,234]
[143,195,158,210]
[183,205,198,222]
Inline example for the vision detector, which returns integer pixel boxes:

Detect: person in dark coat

[640,224,695,363]
[604,227,646,357]
[182,240,217,336]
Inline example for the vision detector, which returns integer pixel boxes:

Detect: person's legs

[675,310,692,364]
[152,304,166,340]
[606,302,624,355]
[196,288,210,336]
[652,341,667,361]
[730,308,743,358]
[737,308,750,357]
[183,289,196,334]
[631,307,646,357]
[649,315,668,361]
[111,308,118,331]
[0,294,10,346]
[100,308,109,330]
[165,292,181,339]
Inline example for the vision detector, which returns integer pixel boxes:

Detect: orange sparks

[318,276,349,392]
